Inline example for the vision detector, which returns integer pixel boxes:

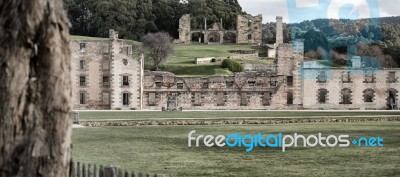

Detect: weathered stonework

[236,14,263,44]
[71,27,400,110]
[178,14,262,45]
[178,14,191,44]
[71,29,141,110]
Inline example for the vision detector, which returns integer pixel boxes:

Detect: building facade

[71,30,142,110]
[71,28,399,110]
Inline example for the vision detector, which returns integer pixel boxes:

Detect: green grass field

[77,111,400,121]
[72,122,400,177]
[155,44,269,76]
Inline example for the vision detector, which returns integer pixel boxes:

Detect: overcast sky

[238,0,400,23]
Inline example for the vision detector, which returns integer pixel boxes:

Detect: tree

[0,0,72,177]
[141,32,174,71]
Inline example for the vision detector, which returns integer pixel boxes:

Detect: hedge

[221,59,244,72]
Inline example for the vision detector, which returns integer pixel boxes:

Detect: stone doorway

[167,93,178,111]
[387,89,398,110]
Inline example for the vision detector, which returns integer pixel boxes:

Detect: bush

[221,59,244,72]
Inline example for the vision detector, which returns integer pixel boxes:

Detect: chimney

[276,16,283,45]
[204,18,207,30]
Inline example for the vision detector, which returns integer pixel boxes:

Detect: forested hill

[64,0,244,41]
[263,16,400,66]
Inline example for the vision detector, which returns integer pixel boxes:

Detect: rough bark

[0,0,72,177]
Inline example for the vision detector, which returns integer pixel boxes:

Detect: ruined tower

[178,14,191,44]
[276,16,284,45]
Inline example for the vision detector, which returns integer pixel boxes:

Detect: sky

[238,0,400,23]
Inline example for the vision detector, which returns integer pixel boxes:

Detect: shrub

[221,59,244,72]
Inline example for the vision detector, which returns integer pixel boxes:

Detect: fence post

[77,162,81,177]
[117,169,123,177]
[124,171,129,177]
[88,163,92,177]
[82,163,86,177]
[104,166,116,177]
[94,164,97,177]
[131,171,135,177]
[70,161,75,177]
[99,165,104,177]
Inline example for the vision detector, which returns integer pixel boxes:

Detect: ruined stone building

[178,14,263,45]
[70,30,142,110]
[71,24,400,110]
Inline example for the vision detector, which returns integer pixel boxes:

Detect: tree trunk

[0,0,72,177]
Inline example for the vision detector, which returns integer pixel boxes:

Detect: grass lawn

[155,44,266,76]
[72,122,400,177]
[77,111,400,121]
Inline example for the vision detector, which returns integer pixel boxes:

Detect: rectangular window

[248,81,256,87]
[122,76,129,86]
[226,81,234,88]
[317,71,327,83]
[102,92,110,105]
[389,72,396,83]
[287,76,293,87]
[80,43,86,53]
[79,60,85,70]
[103,76,109,85]
[79,92,86,104]
[177,83,184,89]
[155,82,162,88]
[202,83,209,89]
[80,76,86,86]
[342,72,351,83]
[364,71,375,83]
[123,93,130,106]
[287,92,293,105]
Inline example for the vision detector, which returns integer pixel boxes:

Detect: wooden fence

[71,161,170,177]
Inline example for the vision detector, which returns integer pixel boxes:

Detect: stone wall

[143,71,284,110]
[71,41,112,110]
[236,14,263,44]
[302,68,400,110]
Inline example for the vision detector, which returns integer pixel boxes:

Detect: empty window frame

[122,76,129,86]
[318,89,328,104]
[80,76,86,86]
[364,89,375,103]
[287,92,294,105]
[287,76,293,87]
[79,92,86,104]
[80,43,86,53]
[342,71,351,83]
[388,71,396,83]
[340,88,352,104]
[122,93,130,106]
[317,71,327,83]
[79,60,85,70]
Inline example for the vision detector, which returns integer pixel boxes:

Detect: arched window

[340,88,352,104]
[318,89,328,103]
[363,89,375,103]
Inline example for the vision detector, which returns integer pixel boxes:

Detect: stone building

[71,25,400,110]
[178,14,262,45]
[70,30,142,110]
